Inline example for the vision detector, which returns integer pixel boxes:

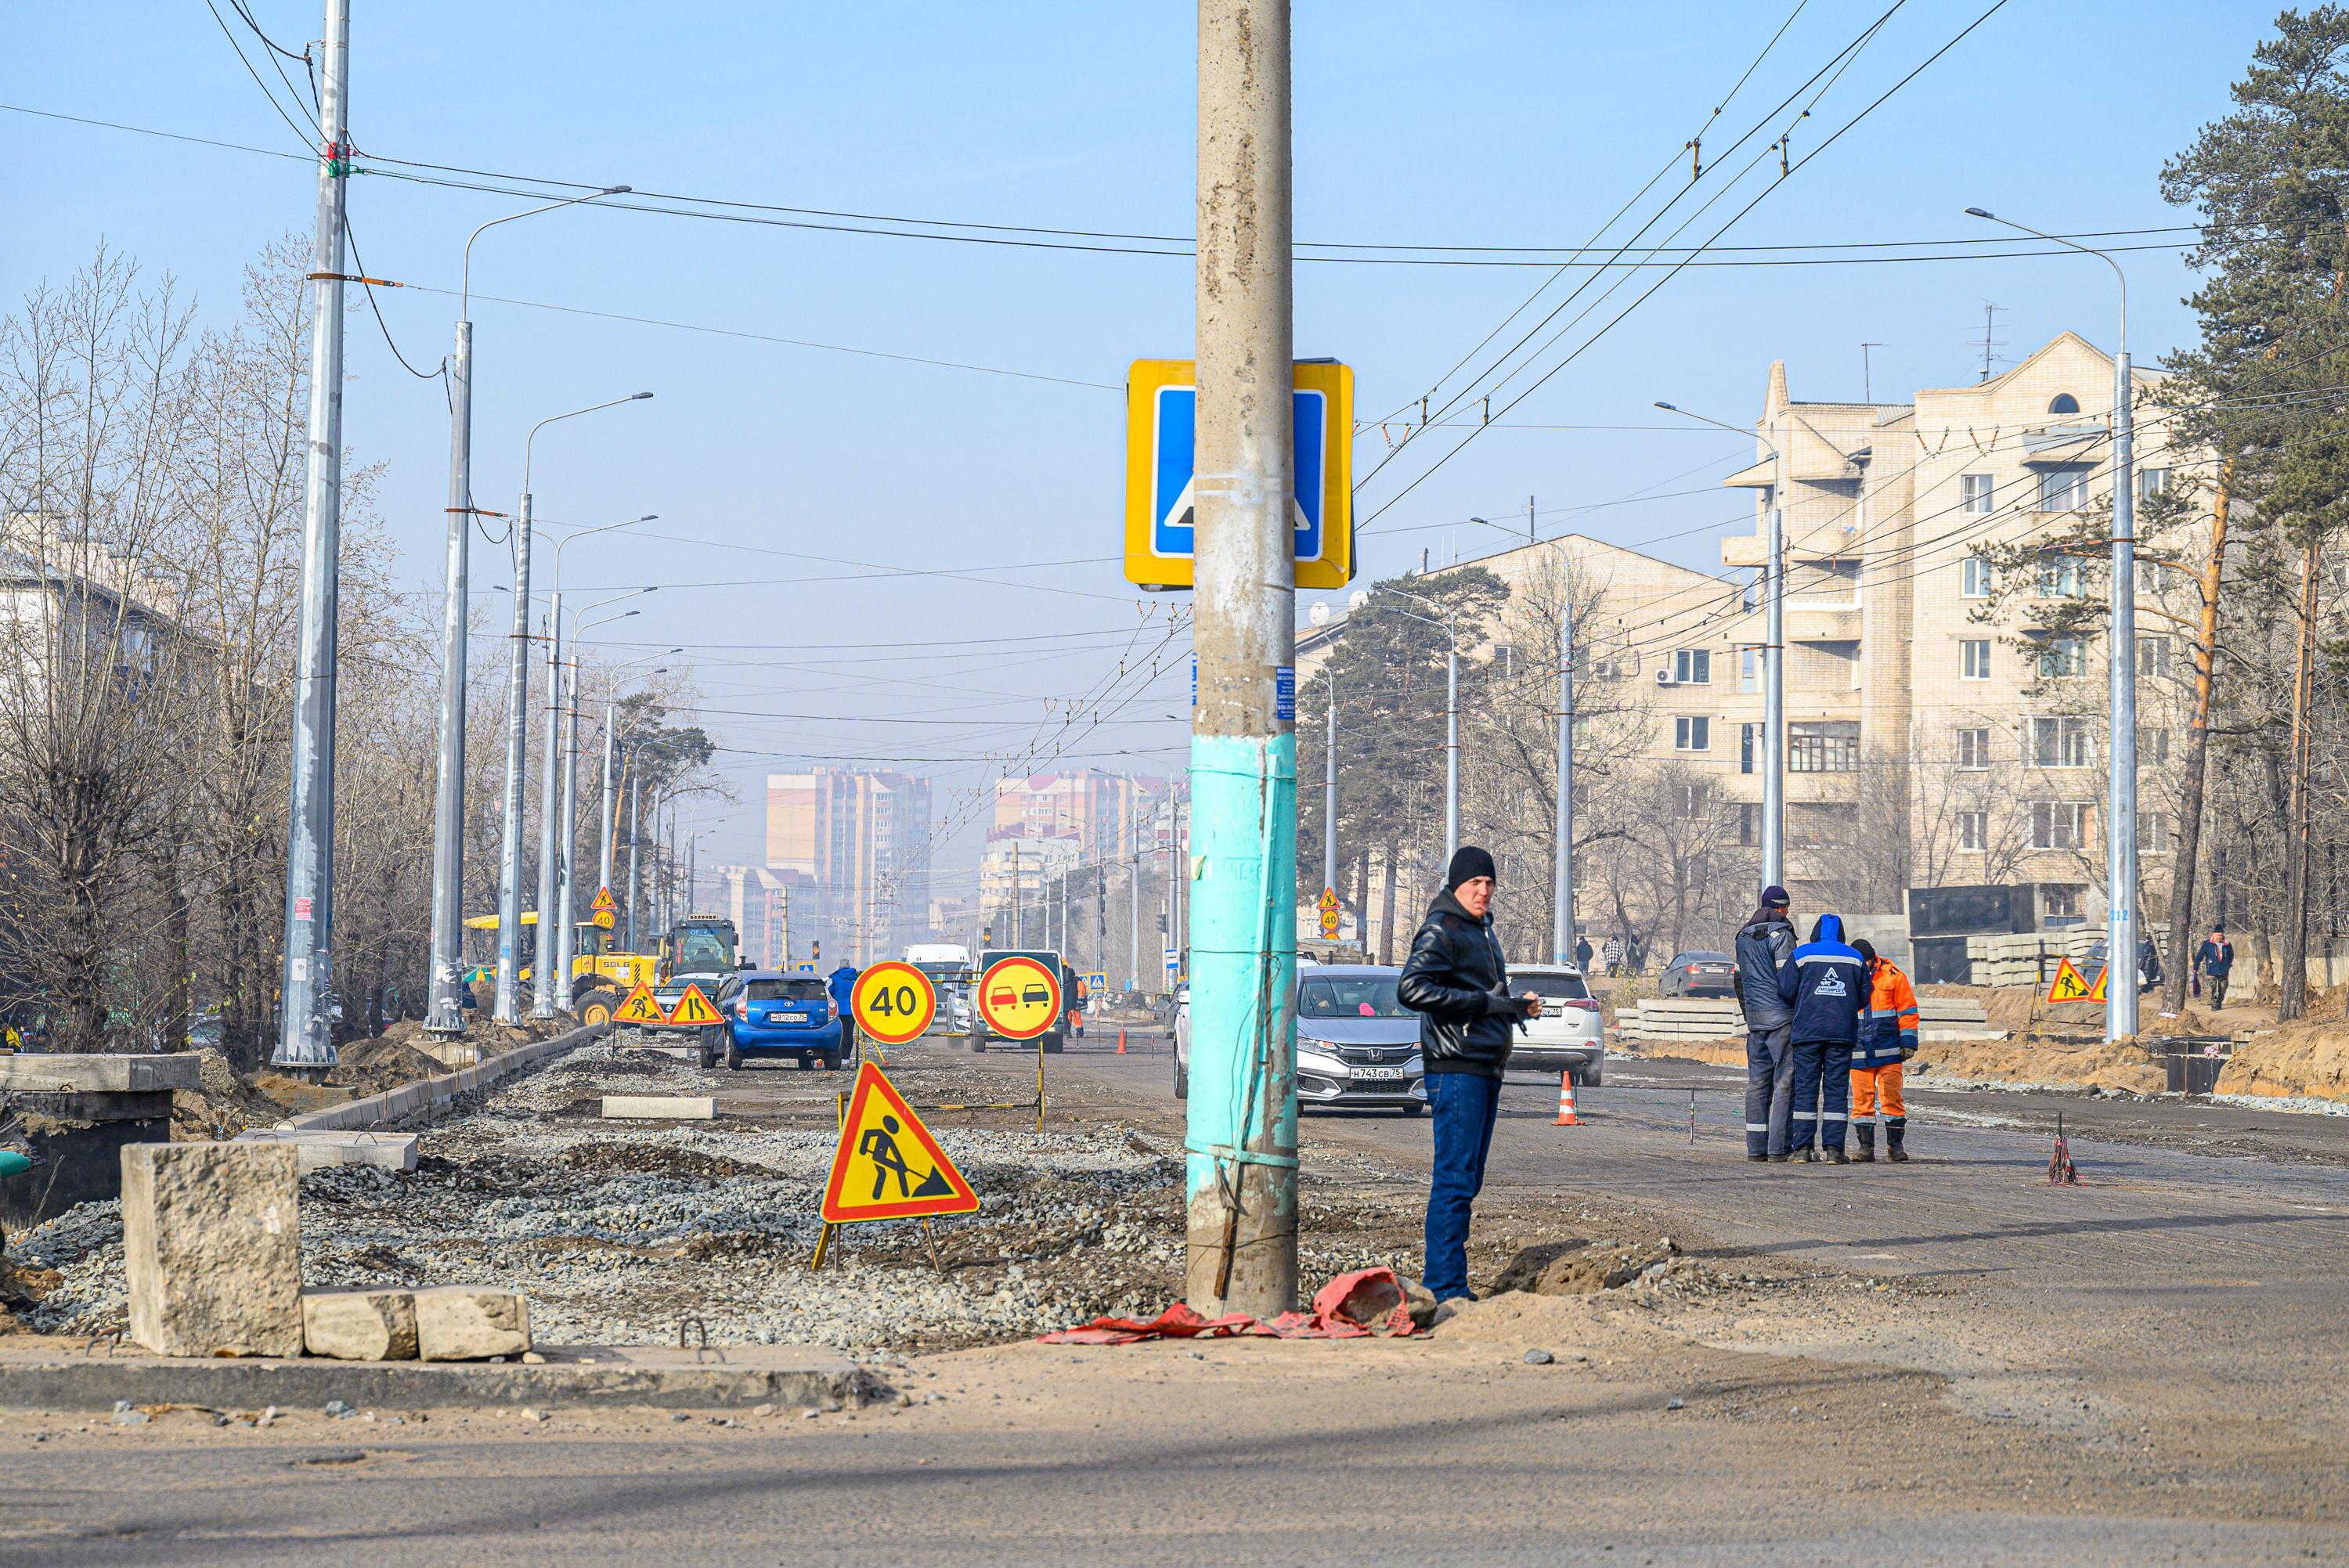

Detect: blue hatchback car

[721,971,846,1070]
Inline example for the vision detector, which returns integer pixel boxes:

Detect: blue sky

[3,1,2267,880]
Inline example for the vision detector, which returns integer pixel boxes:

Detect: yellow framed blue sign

[1124,359,1355,590]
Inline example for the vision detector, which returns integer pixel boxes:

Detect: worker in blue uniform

[1777,913,1867,1164]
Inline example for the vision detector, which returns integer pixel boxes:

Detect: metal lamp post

[600,648,677,899]
[424,186,630,1036]
[551,600,648,1004]
[493,392,651,1022]
[1372,585,1460,862]
[531,518,655,1016]
[1658,400,1784,892]
[1967,207,2137,1041]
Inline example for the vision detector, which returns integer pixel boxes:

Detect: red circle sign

[977,957,1062,1040]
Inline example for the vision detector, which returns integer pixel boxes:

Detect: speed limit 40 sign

[850,961,937,1047]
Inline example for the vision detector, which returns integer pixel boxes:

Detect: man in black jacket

[1398,846,1546,1302]
[1733,885,1799,1162]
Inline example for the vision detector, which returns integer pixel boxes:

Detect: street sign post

[1124,359,1354,590]
[976,956,1062,1041]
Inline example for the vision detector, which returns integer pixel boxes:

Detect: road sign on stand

[666,983,723,1026]
[1123,359,1354,590]
[614,982,664,1024]
[851,961,936,1047]
[819,1062,979,1223]
[977,956,1062,1040]
[1318,887,1340,939]
[2045,957,2109,1004]
[590,886,616,914]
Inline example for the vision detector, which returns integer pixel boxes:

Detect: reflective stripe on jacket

[1853,957,1920,1067]
[1775,913,1867,1045]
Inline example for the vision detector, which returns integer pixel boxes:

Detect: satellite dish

[1348,590,1370,611]
[1308,602,1331,626]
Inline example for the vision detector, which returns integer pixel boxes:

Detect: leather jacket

[1397,889,1526,1077]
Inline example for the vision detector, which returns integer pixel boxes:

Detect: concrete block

[0,1052,200,1094]
[601,1094,716,1119]
[413,1286,532,1361]
[232,1129,420,1173]
[121,1142,301,1358]
[301,1288,420,1361]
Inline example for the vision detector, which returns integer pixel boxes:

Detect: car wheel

[1403,1101,1427,1116]
[822,1050,843,1071]
[1585,1058,1603,1088]
[1173,1060,1188,1099]
[1041,1034,1063,1055]
[698,1036,716,1069]
[724,1036,742,1071]
[969,1036,987,1054]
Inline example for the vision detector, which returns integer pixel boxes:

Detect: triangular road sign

[614,981,666,1023]
[2085,962,2109,1002]
[591,885,616,913]
[668,983,723,1026]
[2046,957,2098,1004]
[821,1062,979,1223]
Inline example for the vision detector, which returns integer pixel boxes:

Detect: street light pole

[274,0,351,1072]
[425,186,629,1036]
[1658,400,1784,892]
[1968,207,2137,1041]
[1319,672,1338,907]
[1553,551,1575,963]
[495,393,651,1022]
[1187,0,1297,1320]
[556,601,644,1002]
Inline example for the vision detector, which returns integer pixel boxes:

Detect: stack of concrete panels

[1965,926,2171,987]
[1918,997,2001,1041]
[1617,997,1744,1044]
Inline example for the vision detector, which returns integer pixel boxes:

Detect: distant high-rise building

[991,771,1169,857]
[765,769,932,964]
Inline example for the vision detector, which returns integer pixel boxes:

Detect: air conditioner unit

[1654,669,1676,687]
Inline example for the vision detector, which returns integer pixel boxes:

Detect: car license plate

[1353,1067,1406,1084]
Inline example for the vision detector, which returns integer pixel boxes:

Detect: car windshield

[677,930,732,971]
[1517,972,1591,1001]
[746,979,826,1002]
[1297,975,1409,1018]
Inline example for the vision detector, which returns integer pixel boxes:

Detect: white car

[1508,963,1606,1085]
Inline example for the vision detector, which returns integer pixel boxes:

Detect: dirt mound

[1911,1036,2166,1096]
[558,1142,770,1182]
[2217,1018,2349,1101]
[324,1035,449,1095]
[1429,1289,1610,1347]
[169,1047,290,1141]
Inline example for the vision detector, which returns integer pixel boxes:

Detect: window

[1788,720,1861,773]
[1961,639,1992,680]
[1492,643,1520,678]
[2138,636,2170,677]
[1674,716,1711,752]
[2039,467,2090,511]
[2138,557,2172,594]
[2140,726,2171,765]
[1961,473,1995,514]
[2031,802,2088,851]
[1738,802,1760,846]
[1958,810,1987,852]
[2038,636,2087,679]
[1677,782,1710,819]
[1957,726,1991,770]
[1740,723,1759,774]
[2141,811,2172,853]
[2137,467,2171,502]
[1740,646,1759,692]
[2037,553,2086,597]
[2028,716,2094,768]
[1674,648,1712,684]
[1961,556,1994,597]
[2042,884,2084,920]
[2049,392,2081,415]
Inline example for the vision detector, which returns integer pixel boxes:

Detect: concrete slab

[0,1053,200,1094]
[601,1094,716,1119]
[0,1337,877,1411]
[231,1129,420,1173]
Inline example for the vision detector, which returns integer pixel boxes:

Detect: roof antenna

[1976,302,2007,382]
[1861,343,1883,403]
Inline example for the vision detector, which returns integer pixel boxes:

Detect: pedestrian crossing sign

[614,982,665,1024]
[667,983,723,1026]
[2045,957,2108,1004]
[1123,358,1354,590]
[820,1062,979,1223]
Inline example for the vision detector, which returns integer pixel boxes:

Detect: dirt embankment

[2215,1016,2349,1101]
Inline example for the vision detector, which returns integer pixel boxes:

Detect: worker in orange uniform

[1847,938,1918,1162]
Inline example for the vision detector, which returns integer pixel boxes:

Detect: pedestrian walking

[1574,933,1595,972]
[1847,938,1918,1163]
[1777,914,1866,1163]
[1398,846,1546,1303]
[1601,935,1623,978]
[2138,934,2163,993]
[1732,885,1799,1161]
[2195,927,2235,1009]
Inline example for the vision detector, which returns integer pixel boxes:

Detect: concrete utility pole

[1127,801,1139,993]
[496,394,651,1022]
[625,773,642,951]
[1968,207,2137,1040]
[1553,551,1575,963]
[1658,400,1783,891]
[555,654,580,1000]
[275,0,351,1072]
[426,186,628,1036]
[1011,839,1022,949]
[1187,0,1298,1317]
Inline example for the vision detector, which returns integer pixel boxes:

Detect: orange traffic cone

[1552,1072,1582,1126]
[1116,1027,1128,1054]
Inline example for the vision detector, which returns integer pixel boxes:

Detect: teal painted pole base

[1182,731,1299,1316]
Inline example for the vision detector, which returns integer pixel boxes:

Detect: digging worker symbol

[856,1112,954,1202]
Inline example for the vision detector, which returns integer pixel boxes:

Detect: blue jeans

[1422,1070,1504,1299]
[1789,1039,1852,1152]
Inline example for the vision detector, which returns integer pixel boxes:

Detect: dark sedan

[1660,950,1737,998]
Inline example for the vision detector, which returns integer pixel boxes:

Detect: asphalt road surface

[8,1032,2346,1566]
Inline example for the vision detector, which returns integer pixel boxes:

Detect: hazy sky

[3,1,2264,890]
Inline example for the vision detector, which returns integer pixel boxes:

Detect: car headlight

[1296,1037,1344,1070]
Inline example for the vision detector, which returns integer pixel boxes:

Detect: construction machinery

[460,911,659,1027]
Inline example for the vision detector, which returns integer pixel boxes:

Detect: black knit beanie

[1445,845,1498,890]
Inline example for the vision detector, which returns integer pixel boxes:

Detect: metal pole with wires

[1553,550,1575,964]
[1372,585,1460,863]
[272,0,350,1072]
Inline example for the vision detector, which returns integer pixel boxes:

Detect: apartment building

[764,768,933,964]
[990,771,1167,859]
[701,863,792,968]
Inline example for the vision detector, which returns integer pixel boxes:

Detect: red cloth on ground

[1038,1267,1419,1345]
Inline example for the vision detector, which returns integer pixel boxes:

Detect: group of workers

[1735,885,1919,1164]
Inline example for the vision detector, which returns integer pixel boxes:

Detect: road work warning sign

[666,983,723,1026]
[2044,957,2109,1004]
[615,982,665,1023]
[821,1062,979,1223]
